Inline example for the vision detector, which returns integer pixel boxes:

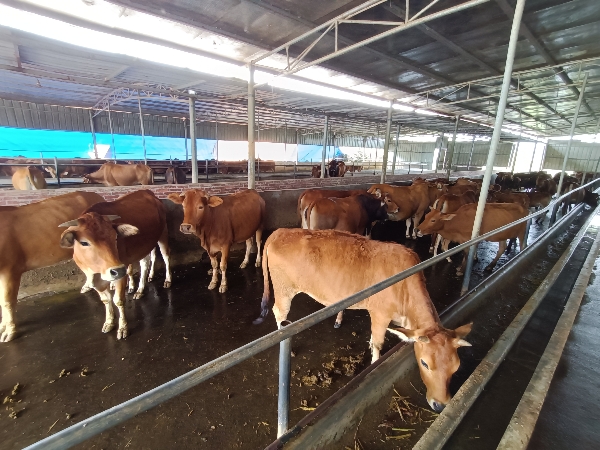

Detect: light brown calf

[83,163,154,186]
[12,167,47,190]
[168,189,265,293]
[0,191,104,342]
[429,191,477,258]
[254,229,472,412]
[59,190,172,339]
[298,189,367,228]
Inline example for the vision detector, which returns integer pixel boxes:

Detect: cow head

[311,166,321,178]
[59,212,138,281]
[389,323,472,412]
[168,189,223,234]
[416,209,455,235]
[584,189,599,207]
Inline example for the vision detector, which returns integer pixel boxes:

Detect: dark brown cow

[417,203,528,275]
[0,191,104,342]
[12,167,47,190]
[527,191,553,223]
[59,190,172,339]
[165,166,187,184]
[429,191,477,257]
[311,165,321,178]
[254,229,472,412]
[488,191,530,208]
[58,164,101,178]
[298,189,367,228]
[168,189,265,293]
[561,183,599,213]
[83,163,154,186]
[368,183,430,239]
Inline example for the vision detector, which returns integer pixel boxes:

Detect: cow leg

[255,228,263,268]
[405,218,412,239]
[208,254,219,290]
[413,212,424,239]
[218,247,230,293]
[443,239,453,263]
[240,238,252,269]
[432,234,442,256]
[126,264,135,294]
[157,227,172,288]
[134,253,151,300]
[368,312,388,363]
[112,277,128,339]
[0,271,20,342]
[94,277,115,334]
[485,240,507,272]
[334,310,344,329]
[147,248,157,282]
[457,250,469,276]
[81,272,95,293]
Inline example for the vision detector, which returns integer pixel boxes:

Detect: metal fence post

[248,64,256,189]
[529,141,538,172]
[467,135,476,171]
[89,109,98,159]
[215,119,219,175]
[189,98,198,183]
[552,72,588,224]
[206,159,209,182]
[461,0,527,295]
[277,321,292,437]
[391,123,401,176]
[257,158,260,181]
[321,116,329,179]
[184,118,188,162]
[137,95,147,165]
[510,140,520,173]
[435,133,444,173]
[581,118,600,184]
[107,102,116,160]
[381,101,393,183]
[54,157,60,188]
[446,116,460,179]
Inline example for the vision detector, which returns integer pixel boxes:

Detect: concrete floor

[0,219,541,449]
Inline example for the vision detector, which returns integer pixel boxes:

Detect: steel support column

[446,116,460,179]
[215,119,219,174]
[380,101,394,183]
[510,140,520,173]
[467,135,476,170]
[248,64,256,188]
[321,115,329,179]
[581,118,600,184]
[391,123,401,175]
[435,133,444,173]
[137,96,147,165]
[529,141,538,172]
[184,118,188,162]
[553,72,588,222]
[88,109,98,159]
[189,97,198,184]
[461,0,527,295]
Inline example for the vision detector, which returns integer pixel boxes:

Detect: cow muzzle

[102,265,127,282]
[180,223,195,234]
[428,398,446,413]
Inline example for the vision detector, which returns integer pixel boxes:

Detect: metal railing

[24,178,599,450]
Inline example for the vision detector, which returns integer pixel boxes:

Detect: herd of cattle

[0,170,597,412]
[310,159,363,178]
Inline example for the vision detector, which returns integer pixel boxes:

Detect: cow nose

[431,400,445,413]
[108,266,126,280]
[180,223,193,234]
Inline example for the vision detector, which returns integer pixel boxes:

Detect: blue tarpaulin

[297,145,344,162]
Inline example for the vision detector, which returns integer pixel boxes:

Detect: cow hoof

[117,328,128,340]
[133,291,144,300]
[429,247,434,254]
[80,284,93,293]
[0,325,15,343]
[102,322,115,333]
[147,276,154,282]
[334,321,341,329]
[240,261,248,269]
[219,285,228,294]
[127,287,135,294]
[208,282,218,290]
[255,260,262,268]
[417,232,423,238]
[163,280,171,289]
[446,257,452,263]
[252,317,264,325]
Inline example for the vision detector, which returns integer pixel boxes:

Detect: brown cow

[368,183,430,239]
[83,163,154,186]
[165,166,187,184]
[12,167,47,190]
[429,191,477,257]
[561,183,599,213]
[0,191,104,342]
[311,166,321,178]
[253,229,472,412]
[527,191,553,224]
[418,203,528,276]
[58,164,101,178]
[168,189,265,293]
[298,189,367,228]
[488,191,530,208]
[447,184,477,196]
[59,190,172,339]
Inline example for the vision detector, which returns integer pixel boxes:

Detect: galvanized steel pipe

[446,116,460,179]
[321,115,329,178]
[188,97,198,183]
[248,64,256,188]
[380,101,393,183]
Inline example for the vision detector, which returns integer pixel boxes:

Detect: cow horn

[179,192,185,197]
[58,219,79,228]
[417,335,430,343]
[103,215,121,221]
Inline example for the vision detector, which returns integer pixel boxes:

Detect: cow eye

[198,205,204,210]
[431,219,436,223]
[80,241,90,247]
[421,359,429,370]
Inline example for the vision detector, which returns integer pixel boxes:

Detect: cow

[447,184,477,196]
[12,167,47,190]
[0,158,57,178]
[429,191,477,258]
[298,189,367,229]
[253,229,472,412]
[165,166,187,184]
[57,164,102,178]
[257,159,276,173]
[346,164,363,173]
[83,163,154,186]
[368,183,430,239]
[168,189,265,293]
[328,160,339,178]
[417,203,528,276]
[0,191,104,342]
[58,190,172,339]
[536,176,557,195]
[561,183,599,213]
[526,191,553,224]
[311,166,321,178]
[488,191,530,208]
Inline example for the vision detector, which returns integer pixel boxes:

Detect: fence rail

[23,178,600,450]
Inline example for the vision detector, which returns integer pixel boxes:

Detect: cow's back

[211,190,265,244]
[0,191,104,272]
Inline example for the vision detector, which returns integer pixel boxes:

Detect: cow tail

[26,168,37,190]
[149,168,154,185]
[305,201,316,230]
[253,239,271,325]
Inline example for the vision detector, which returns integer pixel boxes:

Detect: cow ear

[116,224,139,236]
[167,193,184,204]
[441,213,456,221]
[454,322,472,338]
[373,188,382,199]
[60,230,76,248]
[58,219,79,227]
[103,215,121,222]
[207,196,223,207]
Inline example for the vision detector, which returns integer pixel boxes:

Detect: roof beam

[495,0,595,118]
[104,64,129,81]
[174,79,206,90]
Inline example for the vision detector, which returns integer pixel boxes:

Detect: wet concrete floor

[0,217,548,449]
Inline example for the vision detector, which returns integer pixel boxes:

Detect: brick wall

[0,171,483,206]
